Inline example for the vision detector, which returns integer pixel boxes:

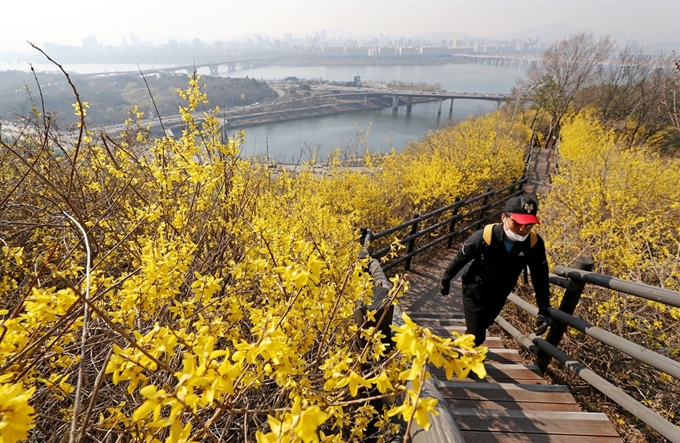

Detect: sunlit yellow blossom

[0,383,36,443]
[256,398,329,443]
[333,371,372,397]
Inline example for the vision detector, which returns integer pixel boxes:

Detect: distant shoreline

[0,54,541,74]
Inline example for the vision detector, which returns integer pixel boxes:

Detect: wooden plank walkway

[398,222,623,441]
[522,146,555,197]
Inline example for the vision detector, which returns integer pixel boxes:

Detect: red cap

[504,196,540,225]
[509,212,540,225]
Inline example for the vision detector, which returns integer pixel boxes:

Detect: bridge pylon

[392,96,399,112]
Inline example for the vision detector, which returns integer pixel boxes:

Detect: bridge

[319,88,507,113]
[156,54,541,76]
[78,54,541,78]
[99,88,508,137]
[164,56,282,75]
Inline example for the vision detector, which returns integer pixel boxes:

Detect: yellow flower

[256,398,330,443]
[413,395,439,430]
[369,371,394,394]
[72,101,89,117]
[0,383,36,443]
[334,371,372,397]
[292,398,330,443]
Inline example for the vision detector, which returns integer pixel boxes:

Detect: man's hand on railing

[534,307,551,335]
[439,280,450,297]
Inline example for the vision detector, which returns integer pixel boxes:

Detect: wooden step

[477,336,504,348]
[404,311,465,320]
[412,318,467,328]
[486,348,524,364]
[461,432,622,443]
[427,324,475,334]
[451,408,621,441]
[437,381,582,411]
[432,363,546,384]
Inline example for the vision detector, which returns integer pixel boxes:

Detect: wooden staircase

[399,256,623,442]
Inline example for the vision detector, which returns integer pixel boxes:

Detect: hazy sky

[2,0,679,53]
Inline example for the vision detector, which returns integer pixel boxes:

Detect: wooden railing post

[404,213,420,271]
[509,178,520,196]
[536,255,594,372]
[446,197,461,249]
[359,226,372,248]
[479,187,492,220]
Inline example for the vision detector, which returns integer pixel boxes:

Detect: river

[213,63,525,162]
[1,60,526,162]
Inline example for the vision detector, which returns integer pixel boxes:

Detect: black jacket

[440,224,551,309]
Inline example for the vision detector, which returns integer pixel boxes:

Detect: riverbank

[213,93,438,130]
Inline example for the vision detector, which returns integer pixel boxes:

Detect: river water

[215,63,525,162]
[1,60,526,162]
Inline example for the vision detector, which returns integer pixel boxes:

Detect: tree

[527,33,615,148]
[587,48,679,151]
[659,57,680,152]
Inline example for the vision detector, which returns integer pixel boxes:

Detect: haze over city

[2,0,679,57]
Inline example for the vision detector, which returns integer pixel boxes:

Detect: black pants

[463,286,508,346]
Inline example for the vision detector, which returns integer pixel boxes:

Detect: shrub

[0,73,503,442]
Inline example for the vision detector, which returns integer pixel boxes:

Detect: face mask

[504,228,529,242]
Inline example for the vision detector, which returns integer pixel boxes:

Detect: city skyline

[3,0,679,56]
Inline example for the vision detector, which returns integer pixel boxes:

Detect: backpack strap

[529,230,537,248]
[483,223,497,246]
[525,231,538,283]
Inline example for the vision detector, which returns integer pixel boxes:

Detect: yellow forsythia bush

[380,112,525,216]
[541,109,680,290]
[538,109,680,423]
[0,74,499,442]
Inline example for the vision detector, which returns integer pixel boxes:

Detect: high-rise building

[82,34,98,48]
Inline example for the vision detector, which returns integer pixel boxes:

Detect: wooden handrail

[500,259,680,442]
[552,266,680,308]
[497,312,680,443]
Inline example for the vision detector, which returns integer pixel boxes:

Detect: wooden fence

[362,176,527,273]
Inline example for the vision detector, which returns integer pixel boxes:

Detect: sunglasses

[504,214,536,231]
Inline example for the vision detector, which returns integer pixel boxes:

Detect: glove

[439,280,450,297]
[534,308,550,335]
